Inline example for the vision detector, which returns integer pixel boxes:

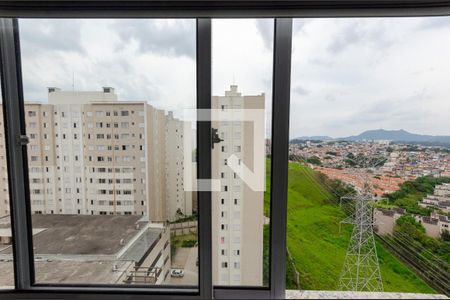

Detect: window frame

[0,13,291,300]
[0,1,449,300]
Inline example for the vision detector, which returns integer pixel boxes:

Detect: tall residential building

[0,88,192,222]
[165,112,193,221]
[212,85,265,286]
[0,107,10,217]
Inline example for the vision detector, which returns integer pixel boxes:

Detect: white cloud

[19,19,196,118]
[17,17,450,139]
[212,19,273,137]
[290,17,450,138]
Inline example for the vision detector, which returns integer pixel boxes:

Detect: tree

[176,208,184,219]
[441,230,450,242]
[306,156,321,166]
[385,176,450,216]
[394,215,425,240]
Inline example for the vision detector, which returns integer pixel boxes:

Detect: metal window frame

[1,0,450,17]
[0,17,34,291]
[197,17,213,300]
[0,1,450,300]
[0,13,294,300]
[0,16,210,300]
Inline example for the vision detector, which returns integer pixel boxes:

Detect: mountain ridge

[292,129,450,144]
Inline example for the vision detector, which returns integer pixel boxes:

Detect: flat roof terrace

[0,214,145,255]
[0,215,165,286]
[0,260,132,286]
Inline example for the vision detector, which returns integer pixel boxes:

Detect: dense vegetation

[306,156,322,166]
[394,215,450,266]
[383,176,450,216]
[344,152,387,168]
[264,159,434,292]
[263,225,300,288]
[169,212,198,224]
[315,172,357,200]
[171,233,197,258]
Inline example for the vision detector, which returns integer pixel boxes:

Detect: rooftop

[0,260,132,286]
[0,215,166,286]
[120,228,164,264]
[0,215,146,256]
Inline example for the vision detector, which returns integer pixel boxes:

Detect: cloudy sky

[18,17,450,139]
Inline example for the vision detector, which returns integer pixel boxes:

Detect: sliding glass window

[0,77,14,289]
[287,17,450,295]
[18,18,198,287]
[211,19,273,287]
[2,2,448,299]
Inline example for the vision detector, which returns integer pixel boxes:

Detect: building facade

[0,87,192,222]
[419,183,450,213]
[374,208,450,238]
[211,85,265,286]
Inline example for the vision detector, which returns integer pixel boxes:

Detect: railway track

[376,233,450,296]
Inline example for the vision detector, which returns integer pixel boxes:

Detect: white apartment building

[419,183,450,213]
[26,102,59,214]
[165,112,193,221]
[0,107,11,216]
[374,208,450,238]
[212,85,265,286]
[0,87,192,222]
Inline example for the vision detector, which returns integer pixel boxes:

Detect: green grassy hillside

[264,160,435,293]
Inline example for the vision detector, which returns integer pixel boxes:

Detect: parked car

[170,269,185,278]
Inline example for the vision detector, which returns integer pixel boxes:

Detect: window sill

[286,290,448,299]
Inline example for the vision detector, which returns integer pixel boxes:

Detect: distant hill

[341,129,450,144]
[291,129,450,145]
[292,136,333,142]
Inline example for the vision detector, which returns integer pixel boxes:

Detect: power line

[377,234,450,295]
[339,193,384,292]
[337,155,384,292]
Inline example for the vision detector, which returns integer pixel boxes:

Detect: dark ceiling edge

[1,1,450,18]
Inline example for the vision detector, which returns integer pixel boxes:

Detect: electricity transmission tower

[339,155,386,292]
[289,150,386,291]
[339,191,384,291]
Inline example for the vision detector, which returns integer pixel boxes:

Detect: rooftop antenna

[72,72,75,91]
[232,74,236,85]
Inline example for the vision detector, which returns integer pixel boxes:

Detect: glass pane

[0,77,14,289]
[287,17,449,295]
[19,19,198,286]
[211,19,273,287]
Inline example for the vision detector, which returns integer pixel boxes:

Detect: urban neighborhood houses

[419,183,450,213]
[290,139,449,196]
[289,138,450,241]
[374,207,450,239]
